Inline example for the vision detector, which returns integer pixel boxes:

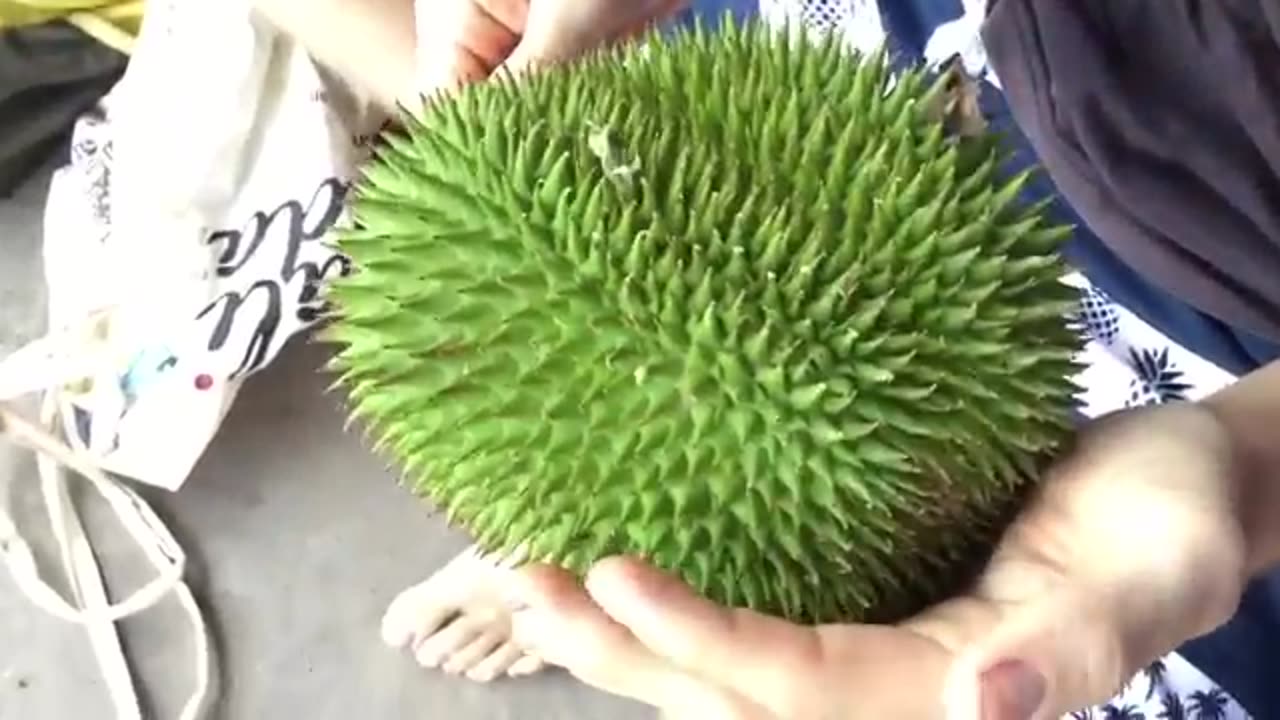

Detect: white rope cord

[0,321,211,720]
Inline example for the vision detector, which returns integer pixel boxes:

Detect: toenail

[509,657,543,677]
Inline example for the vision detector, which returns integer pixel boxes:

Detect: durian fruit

[322,17,1084,625]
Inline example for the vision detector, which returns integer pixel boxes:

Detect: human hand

[506,402,1251,719]
[417,0,688,96]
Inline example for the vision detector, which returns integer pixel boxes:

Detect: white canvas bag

[0,0,385,716]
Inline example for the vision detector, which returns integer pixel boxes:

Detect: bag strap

[0,329,212,720]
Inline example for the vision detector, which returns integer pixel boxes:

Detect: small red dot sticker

[194,374,214,391]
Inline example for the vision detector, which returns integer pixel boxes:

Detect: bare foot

[381,544,547,682]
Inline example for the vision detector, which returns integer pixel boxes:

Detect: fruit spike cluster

[324,18,1084,624]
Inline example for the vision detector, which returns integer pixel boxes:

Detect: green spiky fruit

[323,18,1084,624]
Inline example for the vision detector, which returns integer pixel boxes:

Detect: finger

[416,1,521,99]
[501,0,687,76]
[941,589,1132,720]
[509,564,676,694]
[580,556,827,714]
[931,420,1250,720]
[512,563,752,713]
[476,0,529,30]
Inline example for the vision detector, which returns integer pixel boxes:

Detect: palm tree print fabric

[1066,273,1236,416]
[1066,656,1241,720]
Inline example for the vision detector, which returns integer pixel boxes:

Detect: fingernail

[980,660,1045,720]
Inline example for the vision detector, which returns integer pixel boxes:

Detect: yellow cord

[0,0,144,54]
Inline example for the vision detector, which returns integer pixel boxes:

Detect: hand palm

[514,404,1247,719]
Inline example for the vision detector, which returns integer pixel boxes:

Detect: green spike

[324,16,1083,625]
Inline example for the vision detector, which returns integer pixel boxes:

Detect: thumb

[501,0,685,76]
[942,591,1134,720]
[414,1,496,101]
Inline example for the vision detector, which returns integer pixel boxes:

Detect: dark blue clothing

[670,0,757,30]
[880,1,1280,377]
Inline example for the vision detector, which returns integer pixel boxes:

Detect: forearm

[1202,360,1280,577]
[250,0,416,111]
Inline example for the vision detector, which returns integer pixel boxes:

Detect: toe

[382,581,456,648]
[506,653,546,678]
[442,630,506,676]
[510,564,678,698]
[415,617,483,668]
[465,642,527,682]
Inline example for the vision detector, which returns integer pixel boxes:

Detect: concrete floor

[0,163,647,718]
